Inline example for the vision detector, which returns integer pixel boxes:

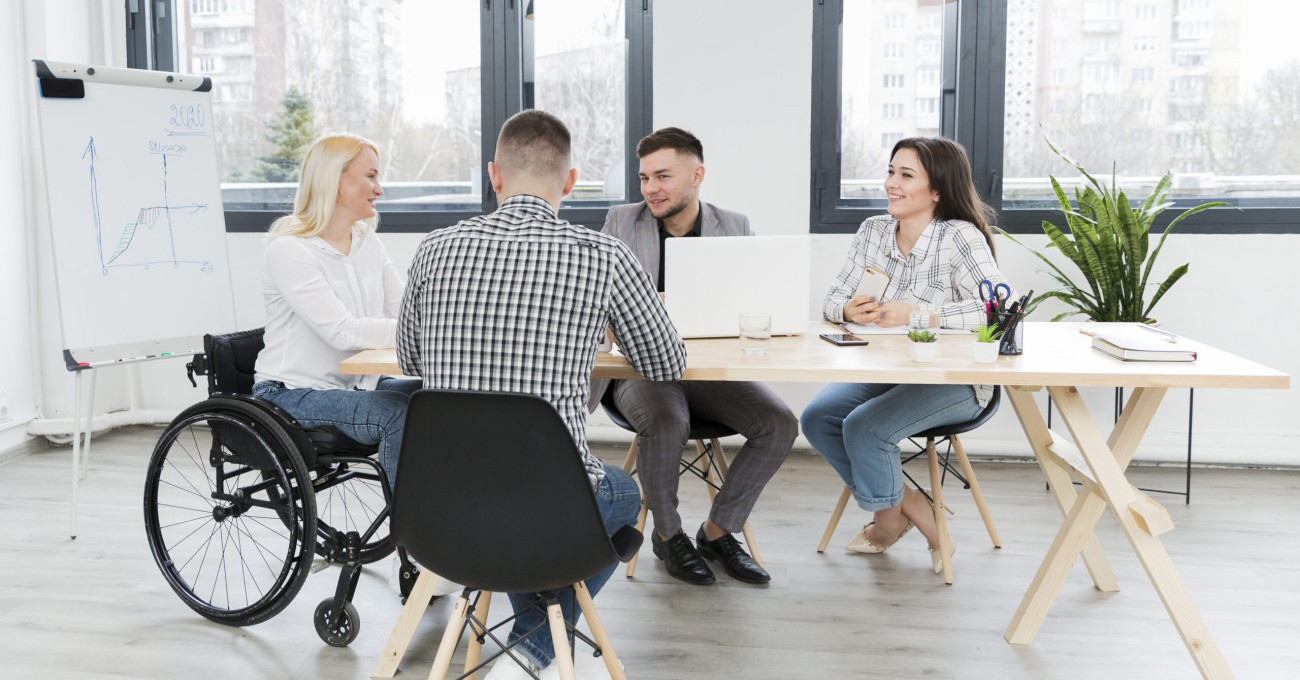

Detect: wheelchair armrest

[609,524,644,563]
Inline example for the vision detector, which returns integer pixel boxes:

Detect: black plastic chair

[371,389,641,680]
[599,387,764,577]
[817,386,1004,584]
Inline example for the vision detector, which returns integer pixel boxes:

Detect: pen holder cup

[997,312,1025,356]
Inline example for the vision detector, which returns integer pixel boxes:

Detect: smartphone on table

[820,333,871,346]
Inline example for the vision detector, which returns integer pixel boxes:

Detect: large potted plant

[999,140,1233,322]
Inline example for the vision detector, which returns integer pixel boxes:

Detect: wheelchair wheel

[144,399,317,626]
[312,457,394,565]
[313,598,360,647]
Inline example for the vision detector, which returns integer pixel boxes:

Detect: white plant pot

[972,341,999,363]
[909,341,938,362]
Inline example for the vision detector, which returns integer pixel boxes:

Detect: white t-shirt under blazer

[254,225,403,391]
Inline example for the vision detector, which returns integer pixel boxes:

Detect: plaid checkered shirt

[823,215,1013,407]
[823,215,1013,328]
[397,194,687,487]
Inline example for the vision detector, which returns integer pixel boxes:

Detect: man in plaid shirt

[398,110,685,680]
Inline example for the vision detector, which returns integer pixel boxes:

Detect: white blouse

[253,227,403,391]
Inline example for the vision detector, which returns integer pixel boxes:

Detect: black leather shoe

[696,525,771,585]
[651,531,716,585]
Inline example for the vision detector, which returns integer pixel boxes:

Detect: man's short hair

[495,110,572,179]
[636,127,704,163]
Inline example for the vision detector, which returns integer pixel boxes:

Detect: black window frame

[810,0,1298,235]
[131,0,654,233]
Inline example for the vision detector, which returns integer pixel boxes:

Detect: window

[882,74,906,88]
[915,97,939,115]
[882,103,904,119]
[919,38,941,58]
[881,132,903,148]
[884,43,905,59]
[137,0,653,232]
[1177,21,1210,40]
[1086,37,1114,54]
[812,0,1298,235]
[1133,37,1157,53]
[919,69,940,87]
[885,14,904,29]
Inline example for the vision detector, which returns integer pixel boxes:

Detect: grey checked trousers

[611,379,797,537]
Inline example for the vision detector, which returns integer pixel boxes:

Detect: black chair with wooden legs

[599,388,764,578]
[817,386,1003,584]
[371,390,641,680]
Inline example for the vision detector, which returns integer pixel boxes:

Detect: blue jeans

[800,383,983,512]
[251,377,422,488]
[508,465,641,669]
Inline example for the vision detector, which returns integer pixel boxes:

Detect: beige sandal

[846,520,914,554]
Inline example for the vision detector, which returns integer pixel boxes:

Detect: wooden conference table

[342,322,1288,680]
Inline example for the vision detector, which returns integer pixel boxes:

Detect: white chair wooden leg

[951,435,1001,548]
[371,568,442,678]
[573,581,627,680]
[818,486,852,552]
[927,439,955,585]
[426,594,472,680]
[462,591,494,680]
[547,601,576,680]
[625,496,648,578]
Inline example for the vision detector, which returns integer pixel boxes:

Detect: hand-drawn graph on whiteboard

[85,131,215,274]
[34,61,237,353]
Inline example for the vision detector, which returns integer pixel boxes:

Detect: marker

[1138,324,1179,343]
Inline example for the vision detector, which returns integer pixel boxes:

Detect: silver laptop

[663,235,811,338]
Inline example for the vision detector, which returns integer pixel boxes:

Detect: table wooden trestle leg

[1008,384,1234,680]
[1004,386,1117,593]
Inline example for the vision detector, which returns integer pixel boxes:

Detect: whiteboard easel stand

[63,350,195,538]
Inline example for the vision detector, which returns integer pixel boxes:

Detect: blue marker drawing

[85,133,213,274]
[82,138,103,270]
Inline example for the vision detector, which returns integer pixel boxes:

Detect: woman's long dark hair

[890,137,998,257]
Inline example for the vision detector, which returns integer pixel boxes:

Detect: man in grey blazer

[590,127,797,586]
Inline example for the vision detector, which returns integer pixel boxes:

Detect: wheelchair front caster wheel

[314,599,359,647]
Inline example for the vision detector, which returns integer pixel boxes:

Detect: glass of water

[739,312,772,355]
[908,303,938,335]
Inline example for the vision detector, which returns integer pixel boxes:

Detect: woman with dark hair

[800,136,1013,574]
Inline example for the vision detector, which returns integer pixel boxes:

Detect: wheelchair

[143,328,418,647]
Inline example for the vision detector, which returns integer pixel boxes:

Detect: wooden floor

[2,426,1298,679]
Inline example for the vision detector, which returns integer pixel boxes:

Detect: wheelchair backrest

[201,328,266,396]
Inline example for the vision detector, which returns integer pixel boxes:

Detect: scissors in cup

[979,280,1011,316]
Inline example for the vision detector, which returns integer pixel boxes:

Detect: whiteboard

[33,60,237,361]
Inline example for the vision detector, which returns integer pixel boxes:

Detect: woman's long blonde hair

[268,133,380,239]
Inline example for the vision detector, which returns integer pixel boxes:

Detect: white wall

[13,0,1298,467]
[0,1,40,451]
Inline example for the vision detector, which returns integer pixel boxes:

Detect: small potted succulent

[907,329,938,362]
[972,324,1002,363]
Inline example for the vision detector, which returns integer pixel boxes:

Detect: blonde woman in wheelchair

[251,133,421,488]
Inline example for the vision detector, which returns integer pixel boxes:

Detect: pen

[1138,323,1179,343]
